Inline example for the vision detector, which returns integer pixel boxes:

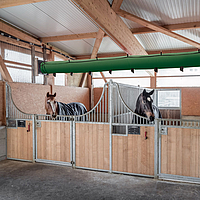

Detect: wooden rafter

[131,21,200,34]
[71,0,147,55]
[0,0,48,8]
[0,55,13,82]
[41,32,97,43]
[80,29,106,87]
[39,21,200,43]
[117,9,200,49]
[112,0,123,12]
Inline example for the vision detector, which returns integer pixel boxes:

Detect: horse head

[45,92,57,118]
[135,89,155,122]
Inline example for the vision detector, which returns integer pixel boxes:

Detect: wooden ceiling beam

[80,29,106,87]
[40,21,200,43]
[131,21,200,34]
[117,9,200,49]
[0,0,49,8]
[0,55,13,82]
[41,32,98,43]
[71,0,147,55]
[112,0,124,12]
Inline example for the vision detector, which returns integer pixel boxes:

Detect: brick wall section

[181,88,200,116]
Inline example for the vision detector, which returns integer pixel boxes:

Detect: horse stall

[5,81,200,183]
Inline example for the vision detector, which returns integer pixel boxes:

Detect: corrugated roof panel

[1,0,98,38]
[32,0,99,34]
[135,32,193,51]
[121,0,200,28]
[51,38,96,55]
[174,28,200,43]
[98,37,124,53]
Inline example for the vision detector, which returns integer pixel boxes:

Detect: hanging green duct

[40,51,200,74]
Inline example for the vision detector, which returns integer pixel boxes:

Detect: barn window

[158,90,180,108]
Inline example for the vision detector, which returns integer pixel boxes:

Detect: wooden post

[150,72,157,89]
[47,48,54,93]
[31,46,35,83]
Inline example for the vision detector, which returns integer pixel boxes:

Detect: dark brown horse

[134,89,161,123]
[45,92,87,120]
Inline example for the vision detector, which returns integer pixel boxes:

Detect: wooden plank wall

[7,120,33,161]
[76,123,109,170]
[37,121,71,162]
[112,126,154,176]
[161,128,200,178]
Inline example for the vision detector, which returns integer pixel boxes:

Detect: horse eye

[143,100,146,104]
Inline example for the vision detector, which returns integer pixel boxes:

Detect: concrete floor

[0,160,200,200]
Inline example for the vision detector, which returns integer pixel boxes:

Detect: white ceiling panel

[0,0,98,38]
[135,32,193,51]
[98,37,124,54]
[51,38,96,55]
[121,0,200,28]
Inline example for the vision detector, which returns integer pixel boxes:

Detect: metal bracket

[160,126,168,135]
[36,121,41,128]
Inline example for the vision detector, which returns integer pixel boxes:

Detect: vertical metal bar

[100,100,101,122]
[105,87,107,122]
[32,114,36,162]
[109,81,113,173]
[102,90,104,122]
[70,120,73,166]
[97,104,99,122]
[31,46,36,83]
[73,118,76,168]
[154,119,159,179]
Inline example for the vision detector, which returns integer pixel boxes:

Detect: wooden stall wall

[161,128,200,178]
[7,120,33,161]
[112,126,154,176]
[8,82,90,115]
[75,123,110,170]
[37,121,71,162]
[0,81,6,125]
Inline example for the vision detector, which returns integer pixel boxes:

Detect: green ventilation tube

[40,51,200,74]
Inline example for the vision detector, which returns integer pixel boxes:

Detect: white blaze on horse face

[50,101,56,115]
[147,97,151,102]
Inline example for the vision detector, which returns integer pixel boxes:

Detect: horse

[133,89,162,124]
[45,92,87,121]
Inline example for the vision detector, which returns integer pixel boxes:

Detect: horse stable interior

[1,0,200,199]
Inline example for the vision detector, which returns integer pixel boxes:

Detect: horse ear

[143,89,147,96]
[53,92,56,97]
[149,89,154,95]
[47,92,49,97]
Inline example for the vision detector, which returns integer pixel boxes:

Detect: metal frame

[5,81,200,184]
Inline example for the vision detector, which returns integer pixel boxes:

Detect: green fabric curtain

[40,51,200,74]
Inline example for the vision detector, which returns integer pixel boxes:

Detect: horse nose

[150,116,154,122]
[52,114,56,118]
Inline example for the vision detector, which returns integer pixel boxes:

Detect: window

[158,90,180,108]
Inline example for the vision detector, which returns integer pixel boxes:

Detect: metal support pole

[72,118,76,168]
[31,46,35,83]
[154,119,160,178]
[109,80,113,173]
[32,114,36,163]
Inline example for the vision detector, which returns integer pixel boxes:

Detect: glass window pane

[158,90,180,107]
